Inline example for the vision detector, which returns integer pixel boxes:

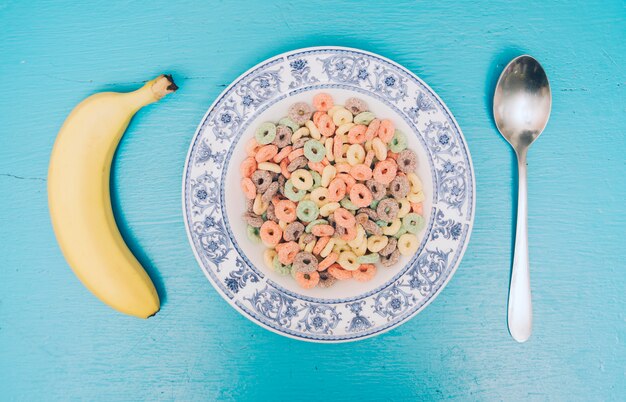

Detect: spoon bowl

[493,55,551,343]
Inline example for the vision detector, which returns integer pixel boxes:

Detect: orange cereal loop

[275,199,297,222]
[364,150,375,167]
[255,144,278,163]
[271,195,282,205]
[312,236,330,255]
[280,158,291,179]
[327,178,347,202]
[373,159,397,185]
[295,270,320,289]
[334,207,356,228]
[313,111,324,126]
[273,145,293,163]
[259,221,283,247]
[365,118,380,141]
[333,136,344,160]
[387,151,398,161]
[312,224,334,237]
[288,148,305,162]
[340,224,357,241]
[321,157,330,166]
[350,164,373,181]
[240,157,257,178]
[337,173,356,193]
[313,93,334,112]
[347,124,368,144]
[241,177,256,199]
[352,264,377,282]
[349,183,373,208]
[318,114,336,137]
[276,241,300,264]
[335,162,351,173]
[318,252,338,271]
[308,161,325,174]
[378,119,395,143]
[245,137,261,156]
[328,264,353,280]
[411,202,423,215]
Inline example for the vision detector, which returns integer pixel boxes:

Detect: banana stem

[127,75,178,110]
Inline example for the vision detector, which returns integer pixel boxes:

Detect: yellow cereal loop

[291,169,314,190]
[291,126,310,142]
[407,191,425,203]
[328,104,343,118]
[364,140,373,152]
[346,144,366,165]
[367,235,389,252]
[319,201,340,217]
[320,238,335,258]
[310,187,330,207]
[397,199,411,218]
[372,137,387,161]
[257,162,281,173]
[278,220,288,230]
[325,138,335,161]
[336,123,355,137]
[305,120,321,140]
[338,251,359,271]
[333,243,351,254]
[253,194,269,215]
[348,224,365,248]
[304,239,316,253]
[321,165,337,187]
[264,248,277,270]
[333,108,353,126]
[407,172,423,193]
[398,233,419,255]
[383,219,402,236]
[298,235,308,250]
[353,239,367,256]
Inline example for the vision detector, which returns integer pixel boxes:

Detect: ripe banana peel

[48,75,177,318]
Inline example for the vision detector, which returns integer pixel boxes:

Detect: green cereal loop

[376,219,387,227]
[354,111,376,125]
[303,139,325,162]
[393,226,408,238]
[340,197,358,211]
[256,122,277,145]
[272,255,292,276]
[311,171,322,188]
[296,200,319,222]
[279,117,300,133]
[261,212,267,220]
[305,219,328,233]
[284,179,306,202]
[290,265,299,279]
[357,253,380,264]
[370,199,379,209]
[389,130,408,153]
[402,213,425,234]
[246,225,261,243]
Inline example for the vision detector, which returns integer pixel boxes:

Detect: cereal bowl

[183,47,475,342]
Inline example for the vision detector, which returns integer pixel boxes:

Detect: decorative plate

[182,47,475,342]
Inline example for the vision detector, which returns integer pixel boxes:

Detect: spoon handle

[508,151,532,342]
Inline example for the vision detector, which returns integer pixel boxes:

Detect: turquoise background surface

[1,1,624,400]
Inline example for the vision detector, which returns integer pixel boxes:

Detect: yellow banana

[48,75,177,318]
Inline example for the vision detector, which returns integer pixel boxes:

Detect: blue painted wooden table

[1,1,624,400]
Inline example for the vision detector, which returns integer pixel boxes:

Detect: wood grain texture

[1,0,624,400]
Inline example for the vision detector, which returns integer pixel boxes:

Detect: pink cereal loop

[327,178,346,202]
[337,173,356,193]
[318,114,336,137]
[373,159,397,185]
[353,264,377,282]
[245,137,261,156]
[328,264,352,280]
[313,93,334,112]
[276,241,299,264]
[313,111,324,126]
[411,202,423,215]
[280,158,291,179]
[275,199,297,222]
[312,236,330,255]
[308,161,325,174]
[273,145,293,163]
[364,150,375,167]
[349,164,373,181]
[335,162,351,173]
[349,183,373,208]
[295,270,320,289]
[259,221,282,247]
[333,136,344,160]
[334,207,356,228]
[387,151,398,161]
[241,177,256,199]
[312,224,334,237]
[340,224,357,241]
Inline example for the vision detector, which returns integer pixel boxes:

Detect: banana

[48,75,177,318]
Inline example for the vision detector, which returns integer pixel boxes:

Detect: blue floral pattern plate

[182,47,475,342]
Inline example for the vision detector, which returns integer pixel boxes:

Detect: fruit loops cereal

[240,94,426,289]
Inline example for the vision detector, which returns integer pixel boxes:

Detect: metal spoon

[493,55,551,342]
